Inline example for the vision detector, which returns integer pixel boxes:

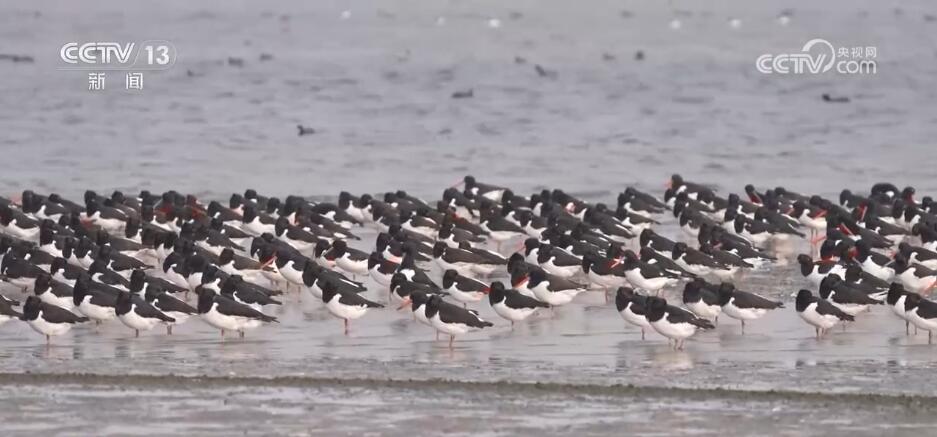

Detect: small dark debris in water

[297,125,316,136]
[438,128,452,135]
[821,93,850,103]
[227,57,244,67]
[925,14,936,22]
[451,89,474,99]
[534,64,557,78]
[259,53,274,61]
[620,10,633,19]
[186,69,202,78]
[514,56,527,64]
[0,54,34,63]
[602,53,616,61]
[635,50,645,61]
[509,11,523,20]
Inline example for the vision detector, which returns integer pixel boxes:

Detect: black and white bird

[33,273,75,310]
[321,281,383,335]
[644,296,714,350]
[893,255,937,295]
[716,283,784,334]
[432,242,499,277]
[682,280,722,322]
[72,278,119,324]
[886,282,915,335]
[536,244,582,278]
[131,271,197,335]
[115,290,175,337]
[21,295,88,342]
[795,289,854,339]
[441,269,489,307]
[904,293,937,344]
[196,288,278,339]
[328,239,370,278]
[818,275,883,316]
[487,281,548,327]
[797,254,846,286]
[425,294,493,348]
[615,287,652,340]
[526,269,586,307]
[367,252,399,287]
[621,250,680,295]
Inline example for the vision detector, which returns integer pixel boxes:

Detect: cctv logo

[61,42,135,65]
[59,40,176,70]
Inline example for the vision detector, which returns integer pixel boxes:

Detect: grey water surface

[2,0,937,435]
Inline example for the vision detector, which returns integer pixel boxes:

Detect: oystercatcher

[893,254,937,294]
[621,250,679,295]
[487,281,548,327]
[886,283,915,335]
[682,280,722,322]
[645,295,714,350]
[21,295,88,342]
[716,283,784,333]
[321,281,383,335]
[196,288,277,338]
[441,269,490,307]
[114,290,175,337]
[904,293,937,344]
[818,275,883,316]
[526,269,587,307]
[424,294,493,348]
[797,254,846,286]
[795,289,854,339]
[615,287,652,339]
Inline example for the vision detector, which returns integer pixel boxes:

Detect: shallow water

[2,0,937,434]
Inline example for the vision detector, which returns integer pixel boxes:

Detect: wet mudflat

[3,374,937,436]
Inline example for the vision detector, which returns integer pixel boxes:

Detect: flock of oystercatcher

[1,175,937,350]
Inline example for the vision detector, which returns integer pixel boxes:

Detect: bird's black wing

[215,295,278,322]
[733,290,784,309]
[337,291,384,308]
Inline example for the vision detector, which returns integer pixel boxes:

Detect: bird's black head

[432,242,447,258]
[22,295,42,321]
[717,282,735,305]
[615,287,636,312]
[671,242,688,260]
[442,269,459,288]
[887,282,908,306]
[818,274,842,299]
[129,269,146,293]
[72,277,90,306]
[195,288,215,314]
[115,290,133,315]
[794,289,814,312]
[537,244,557,264]
[644,296,667,322]
[299,262,321,287]
[331,239,349,256]
[410,291,430,310]
[796,254,813,268]
[527,269,547,288]
[670,174,684,188]
[682,280,701,302]
[488,281,506,304]
[424,294,443,318]
[34,273,52,294]
[904,292,923,311]
[314,239,331,259]
[523,238,540,255]
[507,253,526,274]
[274,216,289,235]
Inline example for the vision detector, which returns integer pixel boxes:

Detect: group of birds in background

[2,174,937,349]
